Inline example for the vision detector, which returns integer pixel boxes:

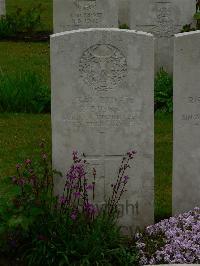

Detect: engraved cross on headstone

[84,131,123,201]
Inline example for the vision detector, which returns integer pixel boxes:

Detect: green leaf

[194,12,200,20]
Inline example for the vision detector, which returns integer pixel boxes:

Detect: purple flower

[127,150,137,159]
[29,168,34,174]
[12,176,17,184]
[59,195,66,205]
[136,207,200,265]
[16,163,21,169]
[86,184,94,190]
[70,210,78,220]
[18,178,25,187]
[25,159,32,165]
[84,202,97,215]
[123,175,129,182]
[72,150,79,161]
[73,191,81,198]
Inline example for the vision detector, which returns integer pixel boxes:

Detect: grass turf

[0,41,50,86]
[0,112,172,221]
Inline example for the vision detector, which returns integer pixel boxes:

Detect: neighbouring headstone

[173,30,200,215]
[130,0,196,73]
[0,0,5,16]
[53,0,118,33]
[119,0,129,26]
[147,265,200,266]
[51,28,154,234]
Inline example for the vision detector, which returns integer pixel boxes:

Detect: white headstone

[53,0,118,33]
[173,30,200,215]
[51,28,154,234]
[147,265,200,266]
[130,0,196,73]
[0,0,5,16]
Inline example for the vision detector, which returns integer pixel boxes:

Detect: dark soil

[0,32,52,42]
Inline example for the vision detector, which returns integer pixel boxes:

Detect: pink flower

[73,192,81,198]
[59,196,66,205]
[123,175,129,182]
[70,210,78,220]
[25,159,32,165]
[86,184,94,190]
[16,163,21,169]
[72,150,79,161]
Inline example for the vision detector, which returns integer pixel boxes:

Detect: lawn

[0,112,172,221]
[0,41,50,86]
[6,0,53,32]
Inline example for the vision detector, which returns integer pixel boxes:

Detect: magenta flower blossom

[18,178,26,187]
[70,210,78,221]
[123,176,129,182]
[127,150,137,159]
[25,159,32,165]
[72,150,79,162]
[73,191,81,198]
[59,196,66,205]
[84,202,97,215]
[16,163,21,169]
[86,184,94,190]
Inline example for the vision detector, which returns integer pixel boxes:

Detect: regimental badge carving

[71,0,102,27]
[154,6,174,37]
[79,44,127,92]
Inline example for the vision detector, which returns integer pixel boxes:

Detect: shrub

[181,24,196,33]
[155,68,173,113]
[119,24,130,29]
[0,5,43,38]
[0,143,139,265]
[135,208,200,265]
[0,70,50,113]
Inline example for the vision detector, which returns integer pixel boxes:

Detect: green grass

[0,41,50,86]
[0,113,51,178]
[0,113,51,200]
[0,112,172,221]
[155,112,172,221]
[6,0,53,32]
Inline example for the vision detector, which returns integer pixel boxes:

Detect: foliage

[0,5,43,38]
[0,144,139,265]
[155,68,173,113]
[135,208,200,265]
[119,24,130,29]
[0,70,50,113]
[181,24,196,33]
[194,12,200,30]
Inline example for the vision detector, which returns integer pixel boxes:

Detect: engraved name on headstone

[53,0,118,33]
[173,31,200,215]
[51,29,154,234]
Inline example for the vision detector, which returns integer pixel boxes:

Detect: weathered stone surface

[173,30,200,215]
[119,0,129,26]
[51,28,154,234]
[0,0,5,16]
[130,0,196,73]
[147,265,200,266]
[53,0,118,33]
